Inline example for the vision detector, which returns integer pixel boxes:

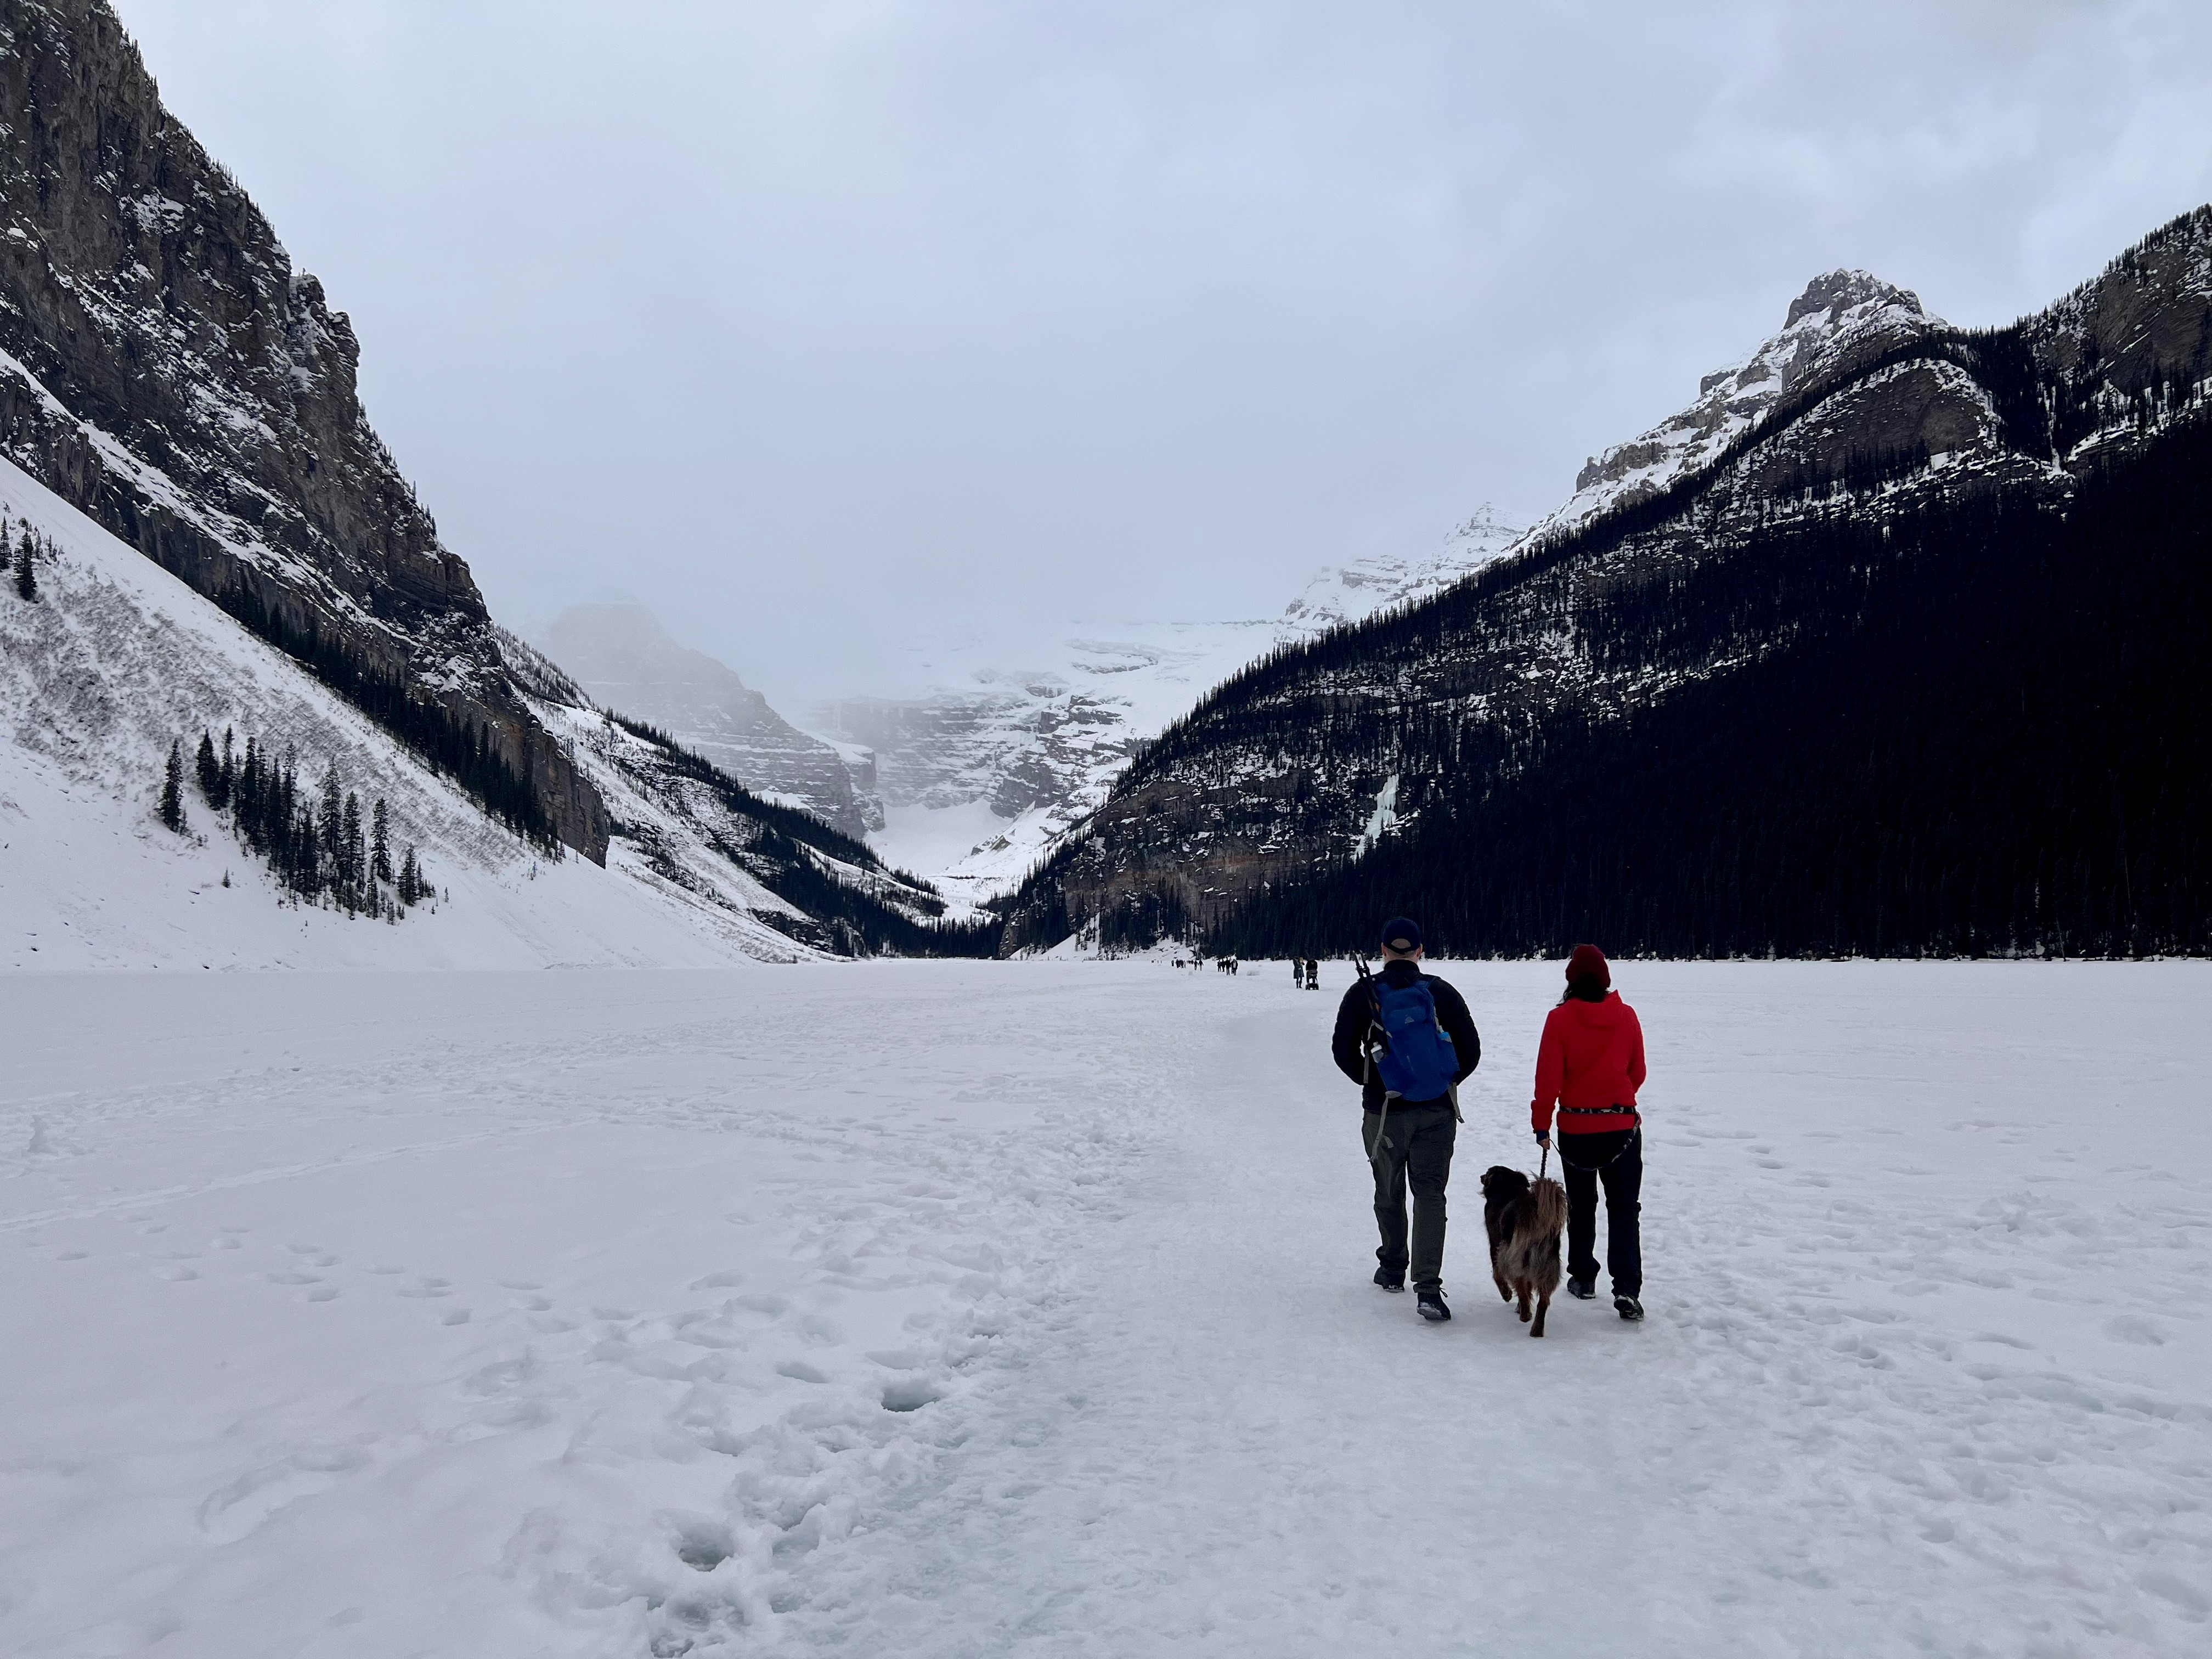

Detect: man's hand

[1534,1131,1550,1148]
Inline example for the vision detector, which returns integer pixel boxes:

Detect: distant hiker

[1531,944,1647,1323]
[1331,918,1481,1322]
[1293,958,1305,989]
[1306,956,1321,990]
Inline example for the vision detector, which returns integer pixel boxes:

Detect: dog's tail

[1530,1176,1569,1237]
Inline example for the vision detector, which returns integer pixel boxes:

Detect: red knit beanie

[1565,943,1610,987]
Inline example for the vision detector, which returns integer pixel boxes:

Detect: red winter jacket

[1531,992,1646,1136]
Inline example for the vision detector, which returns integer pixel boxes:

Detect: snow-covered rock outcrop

[1530,270,1943,543]
[0,460,774,966]
[806,512,1528,904]
[1278,505,1524,634]
[0,456,961,967]
[0,0,603,857]
[998,210,2212,953]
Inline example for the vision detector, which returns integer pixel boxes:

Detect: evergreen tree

[216,727,235,810]
[14,531,35,602]
[238,737,263,849]
[318,766,343,862]
[195,731,221,804]
[341,792,364,900]
[159,740,187,833]
[371,798,392,885]
[398,846,420,906]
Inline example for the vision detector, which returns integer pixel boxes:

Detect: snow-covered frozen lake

[2,961,2207,1656]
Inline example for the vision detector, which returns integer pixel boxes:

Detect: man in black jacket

[1330,917,1481,1321]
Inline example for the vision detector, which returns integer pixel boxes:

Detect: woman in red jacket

[1531,944,1646,1321]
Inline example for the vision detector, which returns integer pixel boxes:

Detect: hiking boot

[1417,1288,1451,1322]
[1566,1277,1596,1300]
[1373,1265,1405,1293]
[1614,1294,1645,1322]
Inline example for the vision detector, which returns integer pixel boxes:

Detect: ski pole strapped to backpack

[1361,963,1460,1103]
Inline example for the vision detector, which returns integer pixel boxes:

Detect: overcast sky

[112,1,2212,704]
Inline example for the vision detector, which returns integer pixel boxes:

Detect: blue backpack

[1368,972,1459,1101]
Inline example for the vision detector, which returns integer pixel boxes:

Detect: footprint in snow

[880,1377,943,1413]
[306,1286,340,1302]
[156,1265,200,1282]
[288,1244,338,1267]
[268,1272,320,1285]
[397,1278,453,1298]
[775,1359,831,1384]
[442,1308,472,1325]
[497,1278,543,1291]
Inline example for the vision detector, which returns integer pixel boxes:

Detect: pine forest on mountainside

[996,208,2212,962]
[1200,409,2211,960]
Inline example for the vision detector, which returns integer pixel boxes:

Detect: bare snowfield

[2,960,2207,1657]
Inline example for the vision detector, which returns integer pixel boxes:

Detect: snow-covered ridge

[1527,270,1943,543]
[1279,504,1524,633]
[535,603,880,839]
[804,510,1527,902]
[0,455,842,967]
[809,278,1954,907]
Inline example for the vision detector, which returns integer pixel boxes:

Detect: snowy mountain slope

[0,0,603,856]
[825,278,1956,908]
[1001,208,2212,956]
[805,512,1526,905]
[494,628,969,958]
[535,604,880,838]
[0,456,910,967]
[808,619,1283,905]
[1278,504,1523,633]
[1527,270,1944,544]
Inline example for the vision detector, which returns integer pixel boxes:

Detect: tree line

[213,580,560,854]
[156,726,433,918]
[1203,405,2212,960]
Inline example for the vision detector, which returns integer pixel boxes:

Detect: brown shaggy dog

[1480,1165,1570,1337]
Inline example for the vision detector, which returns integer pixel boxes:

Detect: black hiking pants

[1559,1126,1642,1298]
[1364,1099,1457,1290]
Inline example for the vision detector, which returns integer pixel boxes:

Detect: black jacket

[1331,959,1482,1111]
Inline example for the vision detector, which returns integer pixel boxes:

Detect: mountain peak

[1546,266,1945,533]
[1786,269,1924,329]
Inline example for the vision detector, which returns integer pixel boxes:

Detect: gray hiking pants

[1363,1099,1457,1291]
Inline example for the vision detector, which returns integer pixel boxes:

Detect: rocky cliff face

[1002,209,2212,954]
[0,0,606,859]
[1535,270,1943,542]
[535,604,880,839]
